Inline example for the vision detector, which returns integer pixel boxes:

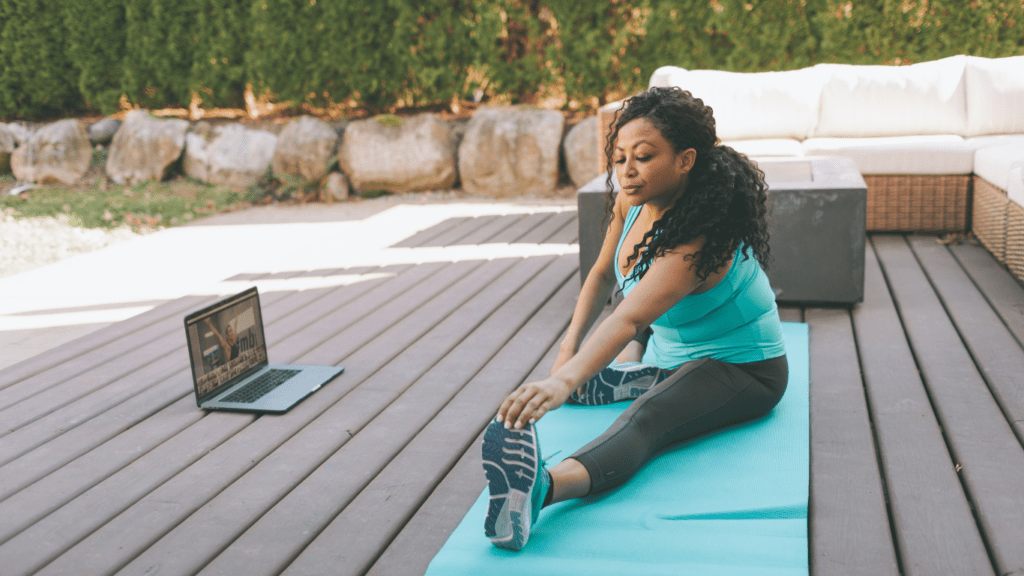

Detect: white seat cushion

[814,56,968,138]
[974,144,1024,190]
[650,67,827,141]
[965,56,1024,137]
[966,134,1024,149]
[722,139,804,158]
[1008,166,1024,207]
[802,135,973,175]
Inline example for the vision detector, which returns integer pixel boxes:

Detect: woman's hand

[497,377,575,430]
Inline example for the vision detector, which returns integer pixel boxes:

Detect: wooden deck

[1,210,1023,576]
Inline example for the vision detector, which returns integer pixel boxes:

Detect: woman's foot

[567,363,666,406]
[481,419,550,551]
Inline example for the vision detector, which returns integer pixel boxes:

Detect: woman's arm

[498,238,713,429]
[550,199,626,374]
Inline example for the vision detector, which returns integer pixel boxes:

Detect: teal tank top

[615,205,786,369]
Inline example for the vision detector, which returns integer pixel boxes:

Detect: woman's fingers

[513,393,547,429]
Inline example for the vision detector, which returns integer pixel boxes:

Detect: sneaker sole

[482,421,539,551]
[569,364,663,406]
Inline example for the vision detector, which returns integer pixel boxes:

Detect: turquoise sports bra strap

[615,205,643,284]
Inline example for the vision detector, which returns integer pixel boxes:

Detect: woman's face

[613,117,695,209]
[226,324,236,344]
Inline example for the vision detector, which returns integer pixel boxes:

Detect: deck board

[4,209,1024,576]
[806,307,899,576]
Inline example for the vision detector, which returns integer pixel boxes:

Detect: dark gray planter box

[576,156,866,305]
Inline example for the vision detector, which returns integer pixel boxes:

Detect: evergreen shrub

[1,0,1023,121]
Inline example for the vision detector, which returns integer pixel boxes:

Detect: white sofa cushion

[814,56,968,138]
[1008,166,1024,207]
[802,135,973,175]
[966,134,1024,150]
[722,139,804,158]
[649,66,826,141]
[965,56,1024,137]
[974,144,1024,190]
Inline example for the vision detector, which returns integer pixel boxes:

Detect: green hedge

[1,0,1023,120]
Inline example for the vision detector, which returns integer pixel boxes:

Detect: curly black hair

[604,86,771,283]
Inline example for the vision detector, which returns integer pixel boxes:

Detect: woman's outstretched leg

[573,356,787,495]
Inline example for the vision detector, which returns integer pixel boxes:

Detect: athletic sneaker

[482,419,550,551]
[567,362,666,406]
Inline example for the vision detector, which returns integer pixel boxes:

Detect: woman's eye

[637,156,651,162]
[613,158,625,164]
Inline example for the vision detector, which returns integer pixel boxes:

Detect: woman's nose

[624,157,637,176]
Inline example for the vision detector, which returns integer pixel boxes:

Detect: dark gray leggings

[570,354,788,495]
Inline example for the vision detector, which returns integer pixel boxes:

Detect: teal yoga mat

[427,322,809,575]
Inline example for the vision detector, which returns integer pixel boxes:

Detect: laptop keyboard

[221,368,301,404]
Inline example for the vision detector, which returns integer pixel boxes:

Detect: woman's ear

[677,148,697,175]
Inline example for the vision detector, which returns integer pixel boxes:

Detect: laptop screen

[185,287,269,400]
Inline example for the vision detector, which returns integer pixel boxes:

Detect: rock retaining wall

[2,107,600,198]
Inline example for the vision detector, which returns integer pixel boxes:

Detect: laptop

[184,286,343,413]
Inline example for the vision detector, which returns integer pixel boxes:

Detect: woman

[482,87,789,551]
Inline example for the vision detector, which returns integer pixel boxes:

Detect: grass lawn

[0,149,327,233]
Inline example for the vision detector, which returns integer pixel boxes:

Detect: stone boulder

[6,123,31,147]
[563,116,599,188]
[88,118,122,146]
[11,120,91,185]
[323,172,350,201]
[107,110,189,184]
[272,116,339,181]
[184,123,278,189]
[338,113,457,193]
[0,124,15,174]
[458,106,564,198]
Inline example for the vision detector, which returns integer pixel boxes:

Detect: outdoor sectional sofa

[595,55,1024,284]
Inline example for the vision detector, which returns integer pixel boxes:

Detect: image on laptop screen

[186,289,268,399]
